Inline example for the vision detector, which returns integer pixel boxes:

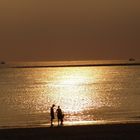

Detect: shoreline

[1,120,140,130]
[0,123,140,140]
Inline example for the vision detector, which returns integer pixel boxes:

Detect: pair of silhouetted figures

[50,104,64,127]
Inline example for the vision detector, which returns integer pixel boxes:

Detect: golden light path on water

[51,68,96,111]
[35,67,114,124]
[51,68,94,113]
[16,66,125,126]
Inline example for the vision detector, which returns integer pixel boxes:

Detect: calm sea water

[0,60,140,128]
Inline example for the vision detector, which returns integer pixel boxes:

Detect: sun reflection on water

[44,67,100,114]
[34,67,121,124]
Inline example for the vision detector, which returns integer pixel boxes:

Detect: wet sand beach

[0,123,140,140]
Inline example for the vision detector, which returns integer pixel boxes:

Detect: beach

[0,123,140,140]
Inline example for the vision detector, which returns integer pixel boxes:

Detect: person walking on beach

[50,104,55,126]
[56,106,64,126]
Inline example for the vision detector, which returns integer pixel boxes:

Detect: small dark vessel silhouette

[1,61,6,64]
[129,58,135,61]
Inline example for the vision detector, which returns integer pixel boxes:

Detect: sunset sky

[0,0,140,61]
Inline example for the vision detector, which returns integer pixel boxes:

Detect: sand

[0,123,140,140]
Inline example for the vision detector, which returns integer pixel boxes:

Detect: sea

[0,60,140,128]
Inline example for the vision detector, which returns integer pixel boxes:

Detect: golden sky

[0,0,140,61]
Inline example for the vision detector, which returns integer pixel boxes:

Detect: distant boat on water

[129,58,135,61]
[1,61,6,64]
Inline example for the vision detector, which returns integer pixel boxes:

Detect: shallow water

[0,61,140,128]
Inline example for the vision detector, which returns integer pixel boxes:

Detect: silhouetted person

[50,104,55,126]
[56,106,64,126]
